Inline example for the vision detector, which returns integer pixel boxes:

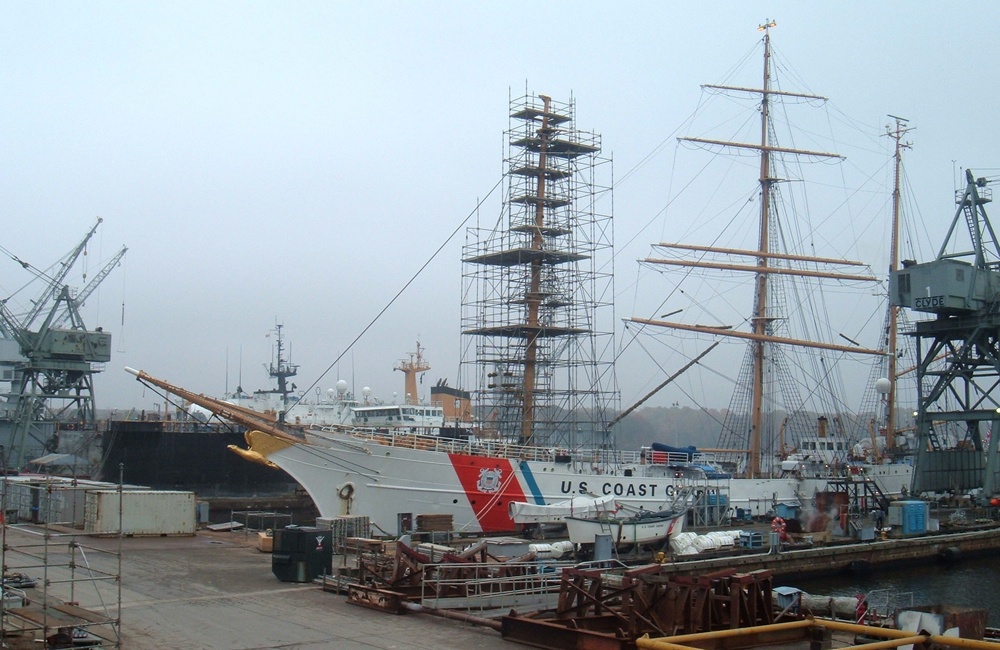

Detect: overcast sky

[1,2,997,415]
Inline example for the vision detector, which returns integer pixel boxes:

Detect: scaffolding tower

[0,476,123,648]
[461,93,616,449]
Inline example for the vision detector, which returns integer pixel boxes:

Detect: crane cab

[891,258,1000,315]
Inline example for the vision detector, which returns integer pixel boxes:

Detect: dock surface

[7,522,998,648]
[1,526,511,650]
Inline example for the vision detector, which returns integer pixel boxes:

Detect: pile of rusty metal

[501,564,775,649]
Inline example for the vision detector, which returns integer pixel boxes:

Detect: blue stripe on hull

[519,460,545,504]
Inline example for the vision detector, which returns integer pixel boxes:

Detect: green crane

[0,218,125,470]
[890,169,1000,499]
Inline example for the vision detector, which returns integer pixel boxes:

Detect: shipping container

[85,490,196,535]
[1,476,145,527]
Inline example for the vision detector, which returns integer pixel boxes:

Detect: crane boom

[53,245,128,328]
[21,217,104,329]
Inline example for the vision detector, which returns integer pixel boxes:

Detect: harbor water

[780,552,1000,627]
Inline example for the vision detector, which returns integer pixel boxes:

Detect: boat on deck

[565,508,685,547]
[509,494,617,525]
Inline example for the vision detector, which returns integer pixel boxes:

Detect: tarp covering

[28,453,89,467]
[650,442,698,459]
[509,494,617,524]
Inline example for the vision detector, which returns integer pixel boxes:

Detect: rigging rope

[285,176,505,416]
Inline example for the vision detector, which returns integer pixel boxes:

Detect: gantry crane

[0,218,125,469]
[890,169,1000,499]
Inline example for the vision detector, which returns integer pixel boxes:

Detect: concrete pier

[662,526,1000,579]
[3,521,997,648]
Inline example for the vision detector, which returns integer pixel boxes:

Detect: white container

[85,490,195,535]
[2,476,140,527]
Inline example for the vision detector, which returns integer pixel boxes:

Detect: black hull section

[100,420,300,496]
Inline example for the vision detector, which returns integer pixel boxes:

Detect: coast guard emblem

[477,467,502,493]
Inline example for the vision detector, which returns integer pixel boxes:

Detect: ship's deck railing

[159,421,233,434]
[311,427,565,462]
[641,448,720,466]
[310,426,644,465]
[310,425,722,468]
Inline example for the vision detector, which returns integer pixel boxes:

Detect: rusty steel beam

[501,615,627,650]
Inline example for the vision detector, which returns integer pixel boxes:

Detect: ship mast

[395,342,430,405]
[268,323,299,406]
[518,95,553,442]
[263,322,298,414]
[462,92,614,448]
[629,22,881,478]
[883,116,912,452]
[749,25,775,478]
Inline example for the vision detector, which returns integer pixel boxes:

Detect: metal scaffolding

[0,476,123,648]
[461,93,616,450]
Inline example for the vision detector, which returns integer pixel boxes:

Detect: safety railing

[418,560,573,612]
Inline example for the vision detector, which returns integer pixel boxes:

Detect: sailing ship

[124,30,911,536]
[627,21,912,497]
[127,91,801,536]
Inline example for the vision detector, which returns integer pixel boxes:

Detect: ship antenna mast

[395,341,430,405]
[268,322,298,410]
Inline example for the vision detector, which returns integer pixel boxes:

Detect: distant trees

[611,405,725,450]
[609,406,888,453]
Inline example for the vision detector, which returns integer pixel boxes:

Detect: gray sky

[1,2,997,414]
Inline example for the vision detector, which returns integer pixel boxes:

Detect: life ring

[337,483,355,500]
[855,595,869,623]
[771,517,786,534]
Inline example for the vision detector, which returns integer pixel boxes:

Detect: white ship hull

[237,427,911,536]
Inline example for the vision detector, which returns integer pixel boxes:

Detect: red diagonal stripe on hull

[448,453,525,532]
